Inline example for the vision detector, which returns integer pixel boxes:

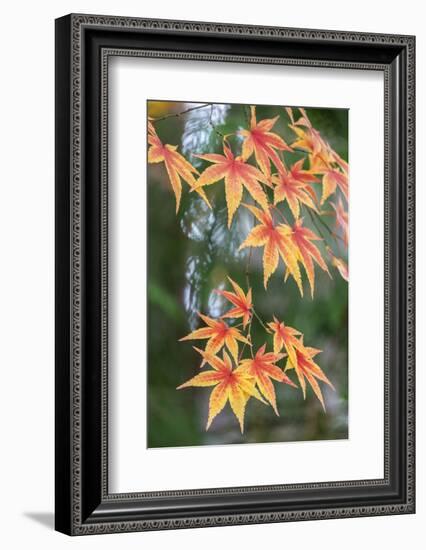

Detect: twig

[271,204,291,226]
[151,103,211,123]
[243,104,251,126]
[209,104,226,139]
[305,206,345,245]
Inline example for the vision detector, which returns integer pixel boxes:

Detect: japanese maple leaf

[239,106,292,177]
[319,168,348,204]
[331,149,349,174]
[215,277,253,328]
[193,143,269,227]
[267,317,305,368]
[272,159,319,219]
[286,108,328,156]
[177,349,265,432]
[286,107,334,172]
[239,344,296,415]
[331,198,349,247]
[290,218,330,297]
[284,343,334,411]
[179,312,250,365]
[239,204,302,293]
[327,247,349,282]
[147,123,211,212]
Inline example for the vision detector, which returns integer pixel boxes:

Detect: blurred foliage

[147,101,348,448]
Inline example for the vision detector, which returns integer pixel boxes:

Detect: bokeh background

[147,101,348,448]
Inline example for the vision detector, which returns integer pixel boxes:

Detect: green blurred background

[147,101,348,448]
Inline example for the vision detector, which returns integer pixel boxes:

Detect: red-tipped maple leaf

[286,107,338,178]
[215,277,252,328]
[177,348,265,432]
[239,344,297,414]
[239,204,303,293]
[147,123,211,212]
[239,106,292,177]
[286,108,349,203]
[179,313,250,365]
[267,317,305,368]
[272,159,319,219]
[284,343,334,411]
[331,198,349,248]
[193,142,270,227]
[286,108,331,163]
[327,247,349,282]
[319,168,348,204]
[331,149,349,174]
[290,218,330,297]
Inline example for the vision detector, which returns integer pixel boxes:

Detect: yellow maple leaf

[284,342,335,411]
[177,348,265,433]
[215,277,253,328]
[239,106,292,177]
[290,219,330,297]
[272,159,319,219]
[179,313,250,365]
[239,344,297,415]
[267,317,305,368]
[192,142,270,227]
[239,204,303,293]
[147,123,211,212]
[327,246,349,282]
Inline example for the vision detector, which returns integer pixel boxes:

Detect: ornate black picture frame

[55,13,415,535]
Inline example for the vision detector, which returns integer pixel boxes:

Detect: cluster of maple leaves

[148,105,348,433]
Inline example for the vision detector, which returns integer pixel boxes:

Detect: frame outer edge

[60,13,415,535]
[55,14,73,535]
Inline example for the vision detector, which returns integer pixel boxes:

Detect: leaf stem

[271,204,291,226]
[252,307,272,333]
[238,318,253,362]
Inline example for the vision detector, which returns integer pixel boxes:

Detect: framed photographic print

[55,14,415,535]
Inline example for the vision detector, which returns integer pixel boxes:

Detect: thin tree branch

[252,307,272,333]
[151,103,211,123]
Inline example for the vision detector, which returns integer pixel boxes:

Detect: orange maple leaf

[331,198,349,248]
[290,218,330,297]
[177,348,265,432]
[239,204,302,292]
[239,344,297,415]
[284,343,334,411]
[327,246,349,282]
[147,123,211,212]
[215,277,253,328]
[239,106,292,177]
[286,108,349,204]
[286,108,331,163]
[193,142,270,227]
[331,149,349,173]
[179,313,250,365]
[319,168,348,204]
[272,159,319,219]
[286,107,339,180]
[267,317,305,369]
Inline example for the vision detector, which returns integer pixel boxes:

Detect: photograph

[147,100,349,447]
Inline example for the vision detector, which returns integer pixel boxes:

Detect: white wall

[0,0,423,548]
